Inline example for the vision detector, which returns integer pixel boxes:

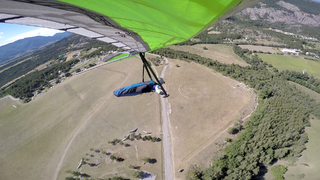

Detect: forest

[152,46,320,179]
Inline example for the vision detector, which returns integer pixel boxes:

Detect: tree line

[176,31,242,46]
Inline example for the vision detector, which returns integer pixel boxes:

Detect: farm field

[164,58,257,179]
[0,56,163,180]
[258,54,320,79]
[239,45,278,53]
[169,44,249,67]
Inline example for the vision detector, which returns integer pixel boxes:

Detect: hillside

[0,32,70,63]
[234,0,320,38]
[0,34,118,91]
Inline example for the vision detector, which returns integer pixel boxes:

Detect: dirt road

[146,53,173,180]
[148,53,174,180]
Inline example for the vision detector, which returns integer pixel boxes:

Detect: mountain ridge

[237,0,320,27]
[0,32,70,64]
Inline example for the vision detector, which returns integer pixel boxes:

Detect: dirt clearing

[164,59,257,179]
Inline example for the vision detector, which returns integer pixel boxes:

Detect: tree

[143,157,151,163]
[133,171,142,178]
[129,164,140,170]
[110,155,116,161]
[228,127,239,134]
[116,157,124,162]
[143,157,157,164]
[270,165,287,180]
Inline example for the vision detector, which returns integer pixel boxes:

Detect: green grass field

[107,52,130,62]
[258,54,320,79]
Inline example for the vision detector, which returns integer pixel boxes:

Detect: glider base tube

[139,53,169,97]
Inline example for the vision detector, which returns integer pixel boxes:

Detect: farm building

[281,48,300,55]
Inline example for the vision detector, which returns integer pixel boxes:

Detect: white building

[281,48,300,55]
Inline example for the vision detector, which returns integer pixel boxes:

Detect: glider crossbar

[139,53,168,97]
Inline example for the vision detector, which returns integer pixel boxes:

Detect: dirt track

[0,95,20,101]
[147,53,173,180]
[52,69,128,180]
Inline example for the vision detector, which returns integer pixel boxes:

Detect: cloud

[0,32,3,39]
[2,28,62,46]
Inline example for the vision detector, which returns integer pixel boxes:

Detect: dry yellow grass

[0,56,163,180]
[169,44,249,67]
[164,59,256,179]
[0,50,257,180]
[239,45,278,53]
[65,50,81,61]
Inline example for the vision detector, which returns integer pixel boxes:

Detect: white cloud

[1,28,62,46]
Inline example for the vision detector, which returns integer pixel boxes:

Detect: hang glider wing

[0,0,261,53]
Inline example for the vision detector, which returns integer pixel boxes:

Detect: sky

[0,23,62,47]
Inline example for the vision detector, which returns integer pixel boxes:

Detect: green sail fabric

[59,0,241,51]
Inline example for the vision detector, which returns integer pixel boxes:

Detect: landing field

[258,54,320,79]
[169,44,249,67]
[164,58,257,179]
[0,56,163,180]
[0,50,257,180]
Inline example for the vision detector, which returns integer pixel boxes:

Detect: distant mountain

[0,32,70,64]
[237,0,320,27]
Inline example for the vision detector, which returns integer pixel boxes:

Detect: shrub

[110,155,116,160]
[133,171,142,178]
[270,165,287,180]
